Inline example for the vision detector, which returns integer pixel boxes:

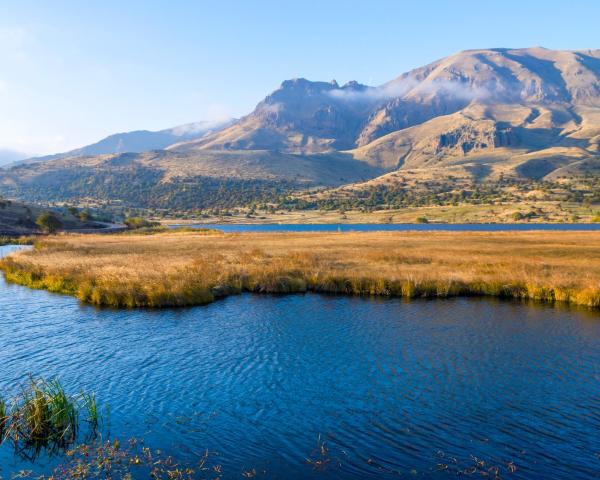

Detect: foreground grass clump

[1,230,600,309]
[0,377,99,458]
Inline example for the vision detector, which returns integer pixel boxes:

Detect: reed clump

[0,377,100,458]
[1,230,600,309]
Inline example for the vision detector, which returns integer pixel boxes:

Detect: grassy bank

[1,230,599,309]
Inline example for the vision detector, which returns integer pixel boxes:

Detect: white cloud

[327,76,495,103]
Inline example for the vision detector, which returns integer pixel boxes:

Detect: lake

[172,223,600,233]
[1,245,599,478]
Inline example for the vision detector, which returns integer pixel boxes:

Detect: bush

[124,217,160,230]
[36,212,63,233]
[415,216,429,224]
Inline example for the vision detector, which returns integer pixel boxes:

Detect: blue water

[174,223,600,233]
[1,245,600,479]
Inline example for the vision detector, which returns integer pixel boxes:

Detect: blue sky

[1,0,599,155]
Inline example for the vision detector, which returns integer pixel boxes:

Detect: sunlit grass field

[1,230,599,309]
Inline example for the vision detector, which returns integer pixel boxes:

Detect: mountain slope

[0,149,384,209]
[18,120,233,165]
[170,79,378,154]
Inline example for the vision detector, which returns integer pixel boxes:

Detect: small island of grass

[1,230,599,309]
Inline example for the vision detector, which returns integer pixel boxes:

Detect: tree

[36,212,63,233]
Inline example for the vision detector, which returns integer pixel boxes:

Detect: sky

[1,0,599,156]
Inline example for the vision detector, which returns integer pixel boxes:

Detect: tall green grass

[0,377,100,458]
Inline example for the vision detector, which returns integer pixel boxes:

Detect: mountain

[2,47,600,210]
[169,79,378,154]
[17,120,233,165]
[0,149,28,167]
[176,47,600,179]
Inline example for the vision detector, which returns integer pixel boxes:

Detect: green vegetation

[284,176,600,212]
[35,213,63,233]
[415,216,429,224]
[3,171,600,225]
[124,216,160,229]
[0,377,100,458]
[2,166,298,210]
[0,235,36,246]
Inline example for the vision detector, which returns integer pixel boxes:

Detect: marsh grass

[0,377,100,459]
[1,230,600,309]
[81,392,99,433]
[0,397,7,439]
[0,235,37,246]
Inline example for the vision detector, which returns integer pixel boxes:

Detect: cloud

[327,78,418,102]
[169,118,232,137]
[327,77,495,103]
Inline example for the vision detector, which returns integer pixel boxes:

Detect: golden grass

[1,230,600,309]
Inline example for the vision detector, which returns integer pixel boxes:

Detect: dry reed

[1,230,599,309]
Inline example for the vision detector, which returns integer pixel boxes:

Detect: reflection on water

[1,245,599,479]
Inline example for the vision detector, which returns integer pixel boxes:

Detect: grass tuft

[0,377,100,459]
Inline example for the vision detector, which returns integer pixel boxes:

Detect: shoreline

[157,201,600,225]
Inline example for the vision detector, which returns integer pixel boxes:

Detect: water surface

[1,245,599,479]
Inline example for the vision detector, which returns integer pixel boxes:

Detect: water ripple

[1,246,600,478]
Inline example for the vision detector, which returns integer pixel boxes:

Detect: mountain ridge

[11,119,234,166]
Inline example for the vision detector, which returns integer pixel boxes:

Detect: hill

[0,197,104,236]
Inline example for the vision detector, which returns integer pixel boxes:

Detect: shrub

[415,216,429,224]
[36,212,63,233]
[124,217,160,229]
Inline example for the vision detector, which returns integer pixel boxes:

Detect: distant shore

[159,201,599,225]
